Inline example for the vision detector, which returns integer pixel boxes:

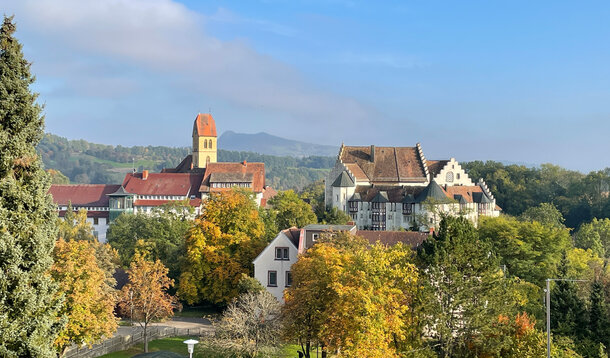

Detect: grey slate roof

[371,191,389,203]
[454,194,468,204]
[107,186,132,196]
[473,192,493,204]
[331,171,355,187]
[415,180,452,203]
[349,193,362,202]
[401,193,416,204]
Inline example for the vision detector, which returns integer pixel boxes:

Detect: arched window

[209,139,213,149]
[204,140,207,149]
[446,171,454,182]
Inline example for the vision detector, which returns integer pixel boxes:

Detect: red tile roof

[193,113,217,137]
[199,162,265,193]
[427,160,449,177]
[356,230,429,249]
[49,184,121,207]
[122,172,204,196]
[134,199,202,207]
[444,185,484,203]
[282,227,301,248]
[340,146,427,183]
[261,186,278,208]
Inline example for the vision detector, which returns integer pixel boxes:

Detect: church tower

[192,113,217,168]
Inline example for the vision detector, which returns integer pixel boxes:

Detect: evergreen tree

[589,279,610,351]
[550,253,588,341]
[0,16,63,357]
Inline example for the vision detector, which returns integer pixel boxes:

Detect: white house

[253,228,302,302]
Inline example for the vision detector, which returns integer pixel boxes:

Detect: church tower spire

[192,113,217,168]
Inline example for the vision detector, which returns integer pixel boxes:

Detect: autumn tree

[268,189,317,230]
[178,190,266,305]
[119,251,176,353]
[51,239,118,355]
[0,16,63,357]
[283,232,421,357]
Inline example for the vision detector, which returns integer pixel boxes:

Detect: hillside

[37,133,334,190]
[219,130,339,157]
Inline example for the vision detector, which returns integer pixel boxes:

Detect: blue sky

[5,0,610,171]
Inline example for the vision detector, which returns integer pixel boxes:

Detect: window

[457,173,461,180]
[268,271,277,287]
[204,140,208,149]
[446,171,454,183]
[285,271,292,287]
[275,247,289,260]
[93,217,99,225]
[209,139,213,149]
[312,233,319,241]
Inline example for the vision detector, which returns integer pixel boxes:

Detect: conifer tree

[550,253,588,341]
[589,279,610,351]
[0,16,63,357]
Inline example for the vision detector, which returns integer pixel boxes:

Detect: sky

[4,0,610,172]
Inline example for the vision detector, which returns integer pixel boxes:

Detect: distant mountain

[219,131,339,157]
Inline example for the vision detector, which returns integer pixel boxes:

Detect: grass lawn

[99,336,190,358]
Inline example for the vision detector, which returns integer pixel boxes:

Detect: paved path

[114,317,213,338]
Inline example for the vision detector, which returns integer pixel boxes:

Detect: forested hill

[37,133,334,190]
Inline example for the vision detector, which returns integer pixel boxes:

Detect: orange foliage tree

[119,251,176,352]
[178,189,266,305]
[51,239,118,356]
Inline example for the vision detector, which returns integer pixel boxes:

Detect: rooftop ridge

[416,143,430,179]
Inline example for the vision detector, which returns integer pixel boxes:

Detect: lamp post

[545,278,588,358]
[183,339,198,358]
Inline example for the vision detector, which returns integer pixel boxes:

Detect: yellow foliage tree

[283,232,421,357]
[51,239,118,356]
[119,251,176,353]
[178,189,266,305]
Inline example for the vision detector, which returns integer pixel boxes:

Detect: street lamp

[183,339,198,358]
[545,278,588,358]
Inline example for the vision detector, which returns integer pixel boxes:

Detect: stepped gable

[356,230,429,248]
[49,184,121,207]
[340,145,427,183]
[193,113,217,137]
[199,162,265,193]
[427,160,449,177]
[122,172,203,196]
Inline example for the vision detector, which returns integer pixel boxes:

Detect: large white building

[325,144,500,231]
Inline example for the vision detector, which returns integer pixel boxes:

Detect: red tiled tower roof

[193,113,217,137]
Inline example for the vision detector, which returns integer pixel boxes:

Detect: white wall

[253,232,298,302]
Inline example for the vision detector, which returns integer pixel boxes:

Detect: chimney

[370,145,375,162]
[142,170,149,180]
[243,160,247,166]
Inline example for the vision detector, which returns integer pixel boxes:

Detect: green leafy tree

[107,201,194,282]
[268,190,317,230]
[520,202,566,229]
[575,218,610,258]
[0,16,63,357]
[178,189,266,305]
[478,215,572,285]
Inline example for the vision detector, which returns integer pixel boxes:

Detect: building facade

[325,144,500,231]
[50,113,272,242]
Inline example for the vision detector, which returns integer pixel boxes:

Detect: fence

[64,326,214,358]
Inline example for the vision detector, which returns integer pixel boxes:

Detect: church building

[50,113,270,242]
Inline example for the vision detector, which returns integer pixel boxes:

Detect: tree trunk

[144,322,148,353]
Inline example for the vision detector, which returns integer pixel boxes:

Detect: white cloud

[5,0,374,127]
